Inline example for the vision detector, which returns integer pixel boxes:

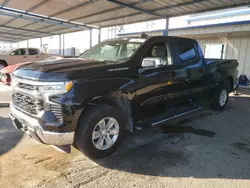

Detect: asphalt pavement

[1,87,250,188]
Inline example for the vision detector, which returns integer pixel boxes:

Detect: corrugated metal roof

[0,0,249,42]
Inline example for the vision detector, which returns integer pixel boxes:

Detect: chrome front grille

[12,93,43,115]
[12,77,63,122]
[18,82,38,91]
[50,104,63,121]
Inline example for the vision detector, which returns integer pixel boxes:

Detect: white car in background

[0,48,56,69]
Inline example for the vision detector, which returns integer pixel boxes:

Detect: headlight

[39,81,73,93]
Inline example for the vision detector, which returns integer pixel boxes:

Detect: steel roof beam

[0,0,10,6]
[0,25,54,34]
[70,0,152,22]
[87,0,250,25]
[12,0,99,34]
[89,0,207,24]
[0,38,19,43]
[2,0,53,26]
[0,35,28,41]
[0,7,97,30]
[0,31,32,37]
[106,0,166,18]
[51,0,99,17]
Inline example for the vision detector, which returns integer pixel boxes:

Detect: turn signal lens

[65,81,73,91]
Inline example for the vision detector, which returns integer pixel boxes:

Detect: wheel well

[86,96,133,132]
[0,60,8,67]
[227,76,234,92]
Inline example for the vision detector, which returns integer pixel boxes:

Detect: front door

[8,49,22,65]
[133,40,189,120]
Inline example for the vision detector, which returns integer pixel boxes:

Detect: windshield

[78,39,145,61]
[2,49,15,54]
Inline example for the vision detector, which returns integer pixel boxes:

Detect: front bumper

[9,103,74,145]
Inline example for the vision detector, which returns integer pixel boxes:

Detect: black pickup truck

[9,36,238,159]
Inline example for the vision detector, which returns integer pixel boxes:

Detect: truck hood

[13,58,129,81]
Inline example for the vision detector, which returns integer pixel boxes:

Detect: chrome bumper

[9,103,74,145]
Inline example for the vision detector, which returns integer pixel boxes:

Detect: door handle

[198,69,204,73]
[36,56,39,58]
[23,56,27,58]
[169,71,176,77]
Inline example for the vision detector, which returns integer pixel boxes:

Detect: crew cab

[0,48,55,69]
[9,36,238,159]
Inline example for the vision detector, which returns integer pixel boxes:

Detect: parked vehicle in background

[0,48,57,69]
[9,36,238,159]
[0,56,69,85]
[0,62,31,85]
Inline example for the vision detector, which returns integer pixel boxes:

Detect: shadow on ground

[0,116,23,155]
[94,94,250,179]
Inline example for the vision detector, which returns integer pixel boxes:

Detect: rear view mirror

[142,57,163,68]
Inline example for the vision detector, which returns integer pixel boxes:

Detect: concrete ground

[1,86,250,188]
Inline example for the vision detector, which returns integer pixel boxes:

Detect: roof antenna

[140,32,148,38]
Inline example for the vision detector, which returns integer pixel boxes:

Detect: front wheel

[210,82,229,111]
[75,105,125,159]
[0,61,7,70]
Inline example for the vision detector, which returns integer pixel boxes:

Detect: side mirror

[142,57,163,68]
[10,52,15,56]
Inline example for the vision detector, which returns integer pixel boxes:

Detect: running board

[151,107,202,126]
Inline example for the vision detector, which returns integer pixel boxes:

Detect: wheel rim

[0,64,4,70]
[92,117,119,150]
[219,89,228,106]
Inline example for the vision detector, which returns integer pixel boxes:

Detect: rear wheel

[75,105,125,159]
[210,81,229,111]
[0,61,7,70]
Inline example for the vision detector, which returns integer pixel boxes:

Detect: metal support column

[90,29,92,48]
[164,18,169,36]
[98,28,101,43]
[40,38,42,53]
[27,40,29,48]
[59,34,61,55]
[63,34,65,56]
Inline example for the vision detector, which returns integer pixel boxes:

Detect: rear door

[173,39,206,103]
[18,48,29,63]
[134,38,190,119]
[27,48,41,62]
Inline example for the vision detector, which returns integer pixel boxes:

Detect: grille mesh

[50,104,63,121]
[13,93,43,115]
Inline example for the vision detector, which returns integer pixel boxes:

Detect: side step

[135,106,202,130]
[151,107,201,126]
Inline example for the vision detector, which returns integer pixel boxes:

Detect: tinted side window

[28,48,39,55]
[176,40,199,64]
[20,49,26,55]
[143,43,169,65]
[11,49,20,55]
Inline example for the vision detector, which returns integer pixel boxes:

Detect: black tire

[0,61,7,69]
[75,105,125,159]
[210,81,229,111]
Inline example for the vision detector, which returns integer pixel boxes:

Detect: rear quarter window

[28,48,39,55]
[176,40,200,64]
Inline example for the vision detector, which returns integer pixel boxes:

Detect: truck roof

[113,35,197,43]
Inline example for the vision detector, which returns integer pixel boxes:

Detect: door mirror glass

[142,57,163,68]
